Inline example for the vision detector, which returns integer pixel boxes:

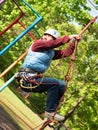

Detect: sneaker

[45,111,65,121]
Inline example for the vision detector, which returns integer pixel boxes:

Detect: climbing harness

[15,68,43,91]
[39,15,98,130]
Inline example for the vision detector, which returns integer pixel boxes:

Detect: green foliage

[94,0,98,4]
[0,0,98,129]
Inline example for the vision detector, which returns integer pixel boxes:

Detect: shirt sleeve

[53,43,75,59]
[31,36,70,51]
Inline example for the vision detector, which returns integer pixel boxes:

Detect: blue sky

[87,0,98,17]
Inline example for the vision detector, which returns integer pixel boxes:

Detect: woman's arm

[32,36,70,51]
[53,42,75,59]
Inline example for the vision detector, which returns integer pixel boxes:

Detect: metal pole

[0,75,15,92]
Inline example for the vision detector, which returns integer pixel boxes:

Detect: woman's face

[42,34,54,41]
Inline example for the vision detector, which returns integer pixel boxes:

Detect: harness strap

[20,78,37,89]
[19,68,37,73]
[15,68,43,90]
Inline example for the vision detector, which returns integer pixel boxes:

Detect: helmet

[44,28,60,39]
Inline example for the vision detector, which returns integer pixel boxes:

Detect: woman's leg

[33,77,66,112]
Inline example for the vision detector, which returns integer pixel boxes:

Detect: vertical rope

[39,16,98,129]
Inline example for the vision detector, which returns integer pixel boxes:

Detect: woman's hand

[69,34,81,41]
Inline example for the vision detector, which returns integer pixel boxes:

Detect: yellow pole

[0,50,28,78]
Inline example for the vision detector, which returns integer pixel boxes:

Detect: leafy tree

[0,0,98,129]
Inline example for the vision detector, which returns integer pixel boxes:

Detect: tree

[0,0,98,129]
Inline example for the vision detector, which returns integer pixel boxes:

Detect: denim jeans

[22,77,66,112]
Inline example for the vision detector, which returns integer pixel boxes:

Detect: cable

[88,0,98,10]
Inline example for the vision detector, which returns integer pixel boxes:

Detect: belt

[19,68,36,73]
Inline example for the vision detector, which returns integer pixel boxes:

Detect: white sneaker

[45,111,65,121]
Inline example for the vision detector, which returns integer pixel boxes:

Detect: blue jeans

[22,77,66,112]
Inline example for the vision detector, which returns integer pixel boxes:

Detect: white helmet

[44,28,60,39]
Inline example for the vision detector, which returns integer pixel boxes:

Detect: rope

[88,0,98,11]
[39,16,98,130]
[12,0,24,13]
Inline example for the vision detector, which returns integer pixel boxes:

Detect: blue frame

[0,0,42,92]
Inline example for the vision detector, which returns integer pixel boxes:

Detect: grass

[0,79,52,130]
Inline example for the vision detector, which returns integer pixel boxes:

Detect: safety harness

[15,68,43,91]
